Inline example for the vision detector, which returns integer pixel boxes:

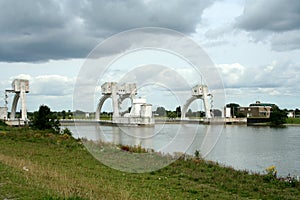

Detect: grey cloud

[236,0,300,32]
[23,75,74,98]
[119,65,190,91]
[0,0,213,62]
[270,30,300,51]
[205,25,234,39]
[0,0,66,34]
[220,60,300,107]
[0,29,96,62]
[81,0,212,36]
[234,0,300,51]
[218,60,300,91]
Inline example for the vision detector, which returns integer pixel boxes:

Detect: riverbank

[60,117,300,127]
[286,118,300,125]
[59,117,245,126]
[0,125,299,199]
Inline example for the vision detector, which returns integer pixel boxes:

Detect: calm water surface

[65,124,300,177]
[206,125,300,177]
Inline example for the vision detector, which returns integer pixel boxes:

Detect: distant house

[287,111,295,118]
[238,101,274,118]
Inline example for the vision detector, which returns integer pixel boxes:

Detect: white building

[129,98,150,117]
[0,107,8,120]
[120,97,154,125]
[287,111,295,118]
[225,107,231,118]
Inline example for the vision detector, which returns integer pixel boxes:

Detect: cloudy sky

[0,0,300,112]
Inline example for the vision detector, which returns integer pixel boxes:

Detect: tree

[270,105,287,126]
[186,108,193,117]
[61,110,66,119]
[194,111,205,118]
[31,105,60,133]
[67,110,73,119]
[167,111,177,119]
[212,109,222,117]
[155,107,166,117]
[176,106,181,118]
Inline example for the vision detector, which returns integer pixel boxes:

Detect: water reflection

[72,123,222,157]
[69,123,222,173]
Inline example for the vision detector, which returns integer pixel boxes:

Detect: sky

[0,0,300,112]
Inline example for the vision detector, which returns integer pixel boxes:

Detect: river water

[65,124,300,177]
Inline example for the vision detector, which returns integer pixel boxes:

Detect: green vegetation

[155,106,167,116]
[0,119,8,127]
[99,112,112,120]
[30,105,60,133]
[270,105,288,126]
[117,144,151,153]
[155,106,182,119]
[0,125,299,199]
[286,118,300,124]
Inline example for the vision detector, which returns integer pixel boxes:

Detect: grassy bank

[0,125,299,199]
[286,118,300,124]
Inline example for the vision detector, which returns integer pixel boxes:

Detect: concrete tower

[8,79,29,121]
[181,85,212,119]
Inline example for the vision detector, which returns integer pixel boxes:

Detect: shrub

[0,120,7,126]
[264,165,277,182]
[265,165,277,178]
[31,105,60,133]
[270,105,287,126]
[118,144,149,153]
[194,150,201,159]
[62,128,72,136]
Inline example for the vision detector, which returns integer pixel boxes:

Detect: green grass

[0,125,299,199]
[286,118,300,124]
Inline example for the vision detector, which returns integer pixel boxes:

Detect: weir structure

[96,82,154,125]
[95,83,213,126]
[181,85,212,119]
[5,79,29,122]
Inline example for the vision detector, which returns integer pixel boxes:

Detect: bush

[0,120,7,126]
[62,128,72,136]
[264,165,278,183]
[118,144,149,153]
[270,105,287,126]
[194,150,201,159]
[31,105,60,133]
